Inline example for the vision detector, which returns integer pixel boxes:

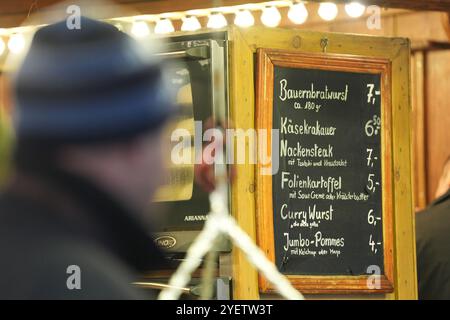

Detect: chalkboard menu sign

[256,49,394,294]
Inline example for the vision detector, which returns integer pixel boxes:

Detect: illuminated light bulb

[345,2,366,18]
[8,33,25,54]
[181,16,201,31]
[234,9,255,28]
[318,2,338,21]
[154,18,175,34]
[207,12,227,29]
[288,2,308,25]
[0,38,5,55]
[131,20,150,38]
[261,6,281,28]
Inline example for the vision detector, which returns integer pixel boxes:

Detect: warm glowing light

[207,12,227,29]
[154,18,175,34]
[345,2,366,18]
[261,6,281,28]
[114,23,124,32]
[318,2,338,21]
[181,16,201,31]
[8,33,25,54]
[0,38,5,55]
[131,20,150,38]
[288,2,308,25]
[234,9,255,28]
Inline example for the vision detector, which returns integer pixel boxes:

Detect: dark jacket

[416,189,450,300]
[0,166,167,299]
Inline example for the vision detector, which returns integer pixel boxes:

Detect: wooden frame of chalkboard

[255,48,394,294]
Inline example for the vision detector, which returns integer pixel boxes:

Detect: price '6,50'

[365,115,381,137]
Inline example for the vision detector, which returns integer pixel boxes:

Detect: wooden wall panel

[424,50,450,202]
[327,15,396,37]
[395,12,449,42]
[305,11,447,42]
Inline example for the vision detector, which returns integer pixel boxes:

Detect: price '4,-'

[369,234,382,254]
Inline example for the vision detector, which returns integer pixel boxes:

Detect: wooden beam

[442,12,450,41]
[124,0,450,14]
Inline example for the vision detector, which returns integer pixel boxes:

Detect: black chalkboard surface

[256,49,394,293]
[272,66,384,276]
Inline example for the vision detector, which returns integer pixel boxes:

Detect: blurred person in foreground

[0,17,175,299]
[416,156,450,299]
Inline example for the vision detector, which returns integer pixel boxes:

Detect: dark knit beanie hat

[13,17,175,146]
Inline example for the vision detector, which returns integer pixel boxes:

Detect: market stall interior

[0,0,450,300]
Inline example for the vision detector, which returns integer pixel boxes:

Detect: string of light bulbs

[0,1,368,55]
[128,1,368,36]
